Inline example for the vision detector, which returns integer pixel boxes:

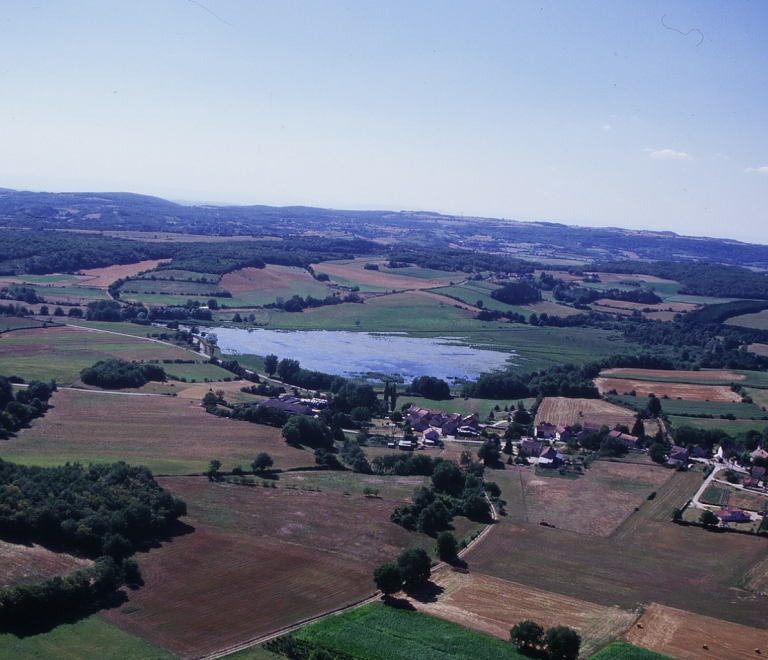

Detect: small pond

[210,327,514,382]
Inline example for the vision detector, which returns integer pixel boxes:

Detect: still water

[211,327,513,382]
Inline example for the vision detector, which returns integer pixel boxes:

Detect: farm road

[194,496,499,660]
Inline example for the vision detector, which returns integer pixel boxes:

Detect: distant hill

[0,188,766,268]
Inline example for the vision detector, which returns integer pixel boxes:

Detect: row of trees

[510,620,581,660]
[0,376,55,438]
[80,359,166,389]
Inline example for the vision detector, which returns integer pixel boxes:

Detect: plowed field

[313,262,455,290]
[80,260,171,287]
[625,603,768,660]
[101,477,425,659]
[594,378,741,402]
[220,266,319,293]
[535,397,637,428]
[408,568,638,657]
[600,368,745,382]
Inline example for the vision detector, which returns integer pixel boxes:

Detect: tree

[478,439,501,465]
[281,415,333,449]
[204,459,222,480]
[207,298,219,310]
[251,452,273,473]
[700,509,719,528]
[277,358,300,382]
[631,416,645,438]
[436,531,458,561]
[53,306,65,316]
[510,620,544,653]
[648,442,667,464]
[544,626,581,660]
[431,460,464,497]
[396,548,431,587]
[646,394,662,417]
[264,354,278,377]
[373,562,403,596]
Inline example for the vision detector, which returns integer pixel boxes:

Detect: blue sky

[1,1,766,243]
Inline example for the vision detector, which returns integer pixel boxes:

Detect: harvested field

[79,260,171,287]
[101,477,426,659]
[535,396,637,428]
[727,310,768,331]
[410,289,480,311]
[6,388,313,474]
[465,468,768,628]
[489,460,672,537]
[600,368,745,382]
[407,567,638,657]
[748,343,768,357]
[519,301,582,317]
[0,538,91,588]
[313,262,455,290]
[625,603,768,660]
[594,378,741,402]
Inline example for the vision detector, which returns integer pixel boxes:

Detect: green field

[589,641,674,660]
[286,602,525,660]
[668,415,768,434]
[0,615,174,660]
[431,284,526,313]
[613,395,768,419]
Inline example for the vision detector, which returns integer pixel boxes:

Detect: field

[285,601,527,660]
[2,388,315,474]
[313,261,456,291]
[0,323,235,385]
[404,567,638,657]
[727,310,768,330]
[599,368,745,383]
[612,395,767,419]
[535,397,638,429]
[700,483,768,512]
[595,378,741,402]
[489,460,672,537]
[79,260,171,287]
[590,642,673,660]
[0,538,91,588]
[624,603,768,660]
[464,467,768,628]
[667,415,768,434]
[99,477,430,659]
[0,616,175,660]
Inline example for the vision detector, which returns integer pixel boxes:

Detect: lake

[210,327,514,382]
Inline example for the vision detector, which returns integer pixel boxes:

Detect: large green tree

[264,354,279,377]
[281,415,333,449]
[373,562,403,596]
[544,626,581,660]
[510,620,544,653]
[396,548,431,588]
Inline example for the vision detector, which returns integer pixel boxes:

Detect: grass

[291,602,526,660]
[589,641,674,660]
[613,395,767,419]
[667,415,768,434]
[0,615,175,660]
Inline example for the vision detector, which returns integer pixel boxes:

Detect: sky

[0,1,766,244]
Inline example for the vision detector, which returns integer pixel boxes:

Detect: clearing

[0,538,91,588]
[625,603,768,660]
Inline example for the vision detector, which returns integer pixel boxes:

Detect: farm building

[538,446,563,469]
[521,439,544,457]
[667,448,690,467]
[713,507,752,524]
[255,397,314,416]
[607,429,640,448]
[535,423,557,439]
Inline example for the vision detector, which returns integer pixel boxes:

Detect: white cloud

[744,166,768,174]
[602,125,610,131]
[644,148,692,161]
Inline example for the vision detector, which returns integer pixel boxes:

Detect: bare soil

[219,266,318,293]
[625,603,768,660]
[407,567,638,657]
[312,262,455,290]
[594,378,741,402]
[535,397,637,428]
[79,260,171,287]
[600,368,745,382]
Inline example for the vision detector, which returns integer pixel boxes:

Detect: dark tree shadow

[382,596,416,610]
[135,520,195,552]
[447,557,468,570]
[405,581,444,603]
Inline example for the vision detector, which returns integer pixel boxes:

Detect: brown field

[464,466,768,628]
[488,460,672,537]
[410,289,480,311]
[748,343,768,357]
[220,266,319,293]
[590,273,679,285]
[625,603,768,660]
[101,477,427,659]
[535,396,637,428]
[520,300,583,317]
[312,262,455,290]
[594,378,741,402]
[644,311,679,322]
[407,568,638,657]
[79,260,171,287]
[727,310,768,331]
[600,368,745,382]
[593,299,695,313]
[5,388,315,474]
[0,538,91,588]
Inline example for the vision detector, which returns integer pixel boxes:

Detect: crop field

[535,397,638,428]
[700,483,768,512]
[624,603,768,660]
[667,415,768,434]
[397,395,522,419]
[0,615,175,660]
[520,300,583,317]
[219,265,332,306]
[599,368,745,383]
[465,467,768,628]
[0,538,91,588]
[430,285,509,312]
[79,260,171,287]
[3,388,314,474]
[612,395,767,419]
[595,378,740,402]
[490,460,672,537]
[749,343,768,356]
[0,273,84,286]
[122,278,228,297]
[406,568,638,657]
[728,310,768,330]
[100,477,428,658]
[32,284,112,304]
[287,601,526,660]
[0,316,49,332]
[590,642,674,660]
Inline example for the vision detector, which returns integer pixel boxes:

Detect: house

[751,448,768,462]
[555,425,572,443]
[535,423,557,439]
[423,428,441,442]
[713,506,751,524]
[752,466,766,481]
[538,446,563,468]
[398,440,415,451]
[607,429,640,449]
[667,447,690,467]
[520,439,544,457]
[692,444,711,459]
[581,422,603,434]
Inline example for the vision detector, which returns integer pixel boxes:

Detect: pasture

[727,310,768,331]
[101,477,429,659]
[289,601,526,660]
[405,567,638,657]
[464,467,768,628]
[667,415,768,434]
[0,538,91,588]
[219,265,332,306]
[313,260,456,291]
[624,603,768,660]
[612,395,767,419]
[4,388,314,474]
[490,460,672,537]
[0,616,175,660]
